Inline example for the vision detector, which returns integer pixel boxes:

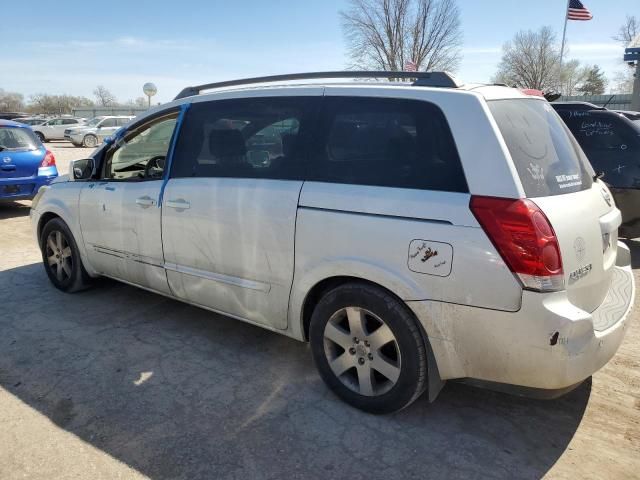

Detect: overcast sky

[1,0,636,103]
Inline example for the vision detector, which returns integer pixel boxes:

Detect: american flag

[404,61,417,72]
[567,0,592,21]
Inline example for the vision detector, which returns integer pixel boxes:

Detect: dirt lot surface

[1,142,639,479]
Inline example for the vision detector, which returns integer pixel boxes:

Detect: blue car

[0,119,58,202]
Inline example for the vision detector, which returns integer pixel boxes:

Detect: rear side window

[101,119,117,128]
[489,99,593,197]
[62,119,77,125]
[171,97,315,180]
[0,127,39,151]
[311,97,467,192]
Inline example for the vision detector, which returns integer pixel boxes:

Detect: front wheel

[82,134,98,148]
[309,283,427,414]
[40,218,91,292]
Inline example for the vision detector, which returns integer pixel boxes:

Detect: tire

[309,283,427,414]
[82,134,98,148]
[40,218,91,293]
[34,131,45,143]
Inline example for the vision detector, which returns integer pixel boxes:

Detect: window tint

[103,113,178,181]
[62,119,77,125]
[489,99,592,197]
[558,111,640,154]
[310,97,467,192]
[171,97,313,180]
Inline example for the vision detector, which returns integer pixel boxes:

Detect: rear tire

[40,218,91,293]
[309,283,427,414]
[82,134,98,148]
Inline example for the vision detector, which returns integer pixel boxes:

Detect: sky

[1,0,636,104]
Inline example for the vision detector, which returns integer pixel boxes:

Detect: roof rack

[174,71,461,100]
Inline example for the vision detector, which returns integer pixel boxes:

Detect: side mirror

[71,158,95,181]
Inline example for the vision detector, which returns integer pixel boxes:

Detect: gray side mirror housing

[71,158,95,181]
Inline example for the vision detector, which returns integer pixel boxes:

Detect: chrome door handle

[135,196,156,208]
[165,199,190,210]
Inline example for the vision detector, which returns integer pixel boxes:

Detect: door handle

[165,198,190,210]
[135,196,156,208]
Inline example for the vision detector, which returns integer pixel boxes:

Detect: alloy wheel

[45,230,73,283]
[323,306,401,396]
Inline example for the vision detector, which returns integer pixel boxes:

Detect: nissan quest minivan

[30,72,636,413]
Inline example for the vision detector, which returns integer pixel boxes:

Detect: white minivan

[30,72,635,413]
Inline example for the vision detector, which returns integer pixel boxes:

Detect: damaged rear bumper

[408,242,635,393]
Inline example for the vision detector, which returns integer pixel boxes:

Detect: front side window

[310,97,468,192]
[103,113,178,181]
[171,97,313,180]
[100,119,117,128]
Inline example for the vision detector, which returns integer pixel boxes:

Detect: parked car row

[64,115,134,147]
[28,72,636,414]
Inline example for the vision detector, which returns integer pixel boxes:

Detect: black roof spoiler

[174,71,461,100]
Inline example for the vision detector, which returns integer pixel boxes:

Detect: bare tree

[611,15,638,94]
[559,59,589,96]
[493,27,561,91]
[341,0,462,72]
[93,85,117,106]
[0,89,25,112]
[28,94,93,115]
[613,15,638,46]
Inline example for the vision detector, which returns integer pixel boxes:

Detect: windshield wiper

[593,171,605,181]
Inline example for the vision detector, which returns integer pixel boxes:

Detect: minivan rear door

[489,99,619,313]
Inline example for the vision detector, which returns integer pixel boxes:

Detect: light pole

[143,82,157,109]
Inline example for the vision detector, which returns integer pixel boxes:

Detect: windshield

[86,117,103,127]
[0,127,39,151]
[489,99,593,197]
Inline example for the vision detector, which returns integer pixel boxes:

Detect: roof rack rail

[174,71,460,100]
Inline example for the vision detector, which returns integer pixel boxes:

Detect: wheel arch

[298,275,445,401]
[37,211,62,247]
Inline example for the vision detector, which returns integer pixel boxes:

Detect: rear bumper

[0,168,58,201]
[409,242,635,392]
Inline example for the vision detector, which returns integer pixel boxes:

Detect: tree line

[0,85,148,115]
[341,0,637,95]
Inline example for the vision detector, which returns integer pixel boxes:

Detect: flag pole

[559,0,570,71]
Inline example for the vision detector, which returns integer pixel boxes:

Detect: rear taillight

[470,196,564,292]
[40,150,56,167]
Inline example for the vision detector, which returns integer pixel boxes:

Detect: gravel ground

[0,142,638,479]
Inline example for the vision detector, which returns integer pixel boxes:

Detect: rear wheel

[35,131,45,143]
[40,218,91,292]
[309,283,427,414]
[82,134,98,148]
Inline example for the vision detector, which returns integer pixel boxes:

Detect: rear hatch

[489,98,619,312]
[0,126,44,178]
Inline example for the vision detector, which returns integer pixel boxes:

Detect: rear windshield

[489,99,593,197]
[0,127,39,151]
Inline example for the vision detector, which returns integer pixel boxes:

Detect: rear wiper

[0,145,5,152]
[593,171,605,181]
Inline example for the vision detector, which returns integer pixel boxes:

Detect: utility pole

[625,35,640,111]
